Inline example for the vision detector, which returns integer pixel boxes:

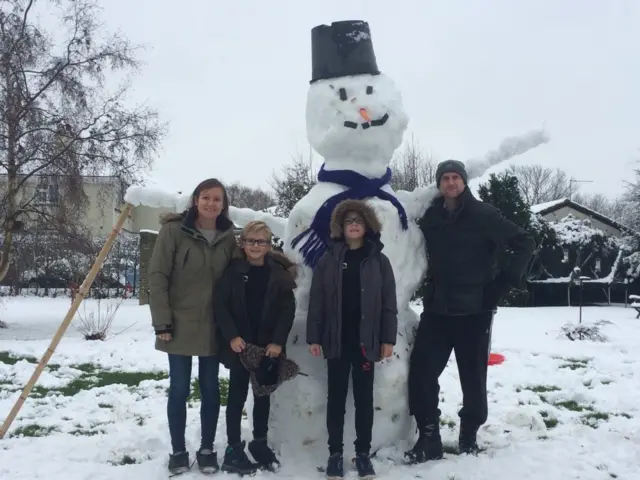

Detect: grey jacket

[306,238,398,362]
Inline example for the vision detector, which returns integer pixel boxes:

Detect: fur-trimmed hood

[330,199,382,239]
[159,212,183,225]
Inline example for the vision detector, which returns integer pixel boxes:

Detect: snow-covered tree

[478,172,545,305]
[270,155,316,218]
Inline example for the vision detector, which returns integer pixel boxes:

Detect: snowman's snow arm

[396,128,550,220]
[228,206,287,239]
[463,128,550,180]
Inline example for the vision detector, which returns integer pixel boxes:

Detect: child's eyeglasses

[343,217,365,225]
[242,238,270,246]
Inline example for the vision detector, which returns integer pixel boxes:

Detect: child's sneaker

[248,438,280,472]
[326,453,344,479]
[196,448,219,474]
[354,453,376,479]
[221,441,258,476]
[168,451,190,475]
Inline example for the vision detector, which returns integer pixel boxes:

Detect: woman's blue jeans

[167,354,220,453]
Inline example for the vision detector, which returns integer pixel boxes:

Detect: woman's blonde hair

[241,220,273,241]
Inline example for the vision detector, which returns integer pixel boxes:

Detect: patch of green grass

[601,379,613,385]
[527,385,561,393]
[69,428,105,436]
[188,377,229,406]
[98,403,113,409]
[582,410,611,428]
[559,357,590,370]
[616,412,632,419]
[442,444,459,455]
[11,424,58,438]
[539,410,559,429]
[440,418,456,429]
[554,400,594,412]
[33,369,169,397]
[0,351,38,365]
[0,351,61,371]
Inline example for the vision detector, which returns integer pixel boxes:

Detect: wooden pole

[0,203,134,439]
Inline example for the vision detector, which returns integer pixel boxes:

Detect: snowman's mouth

[343,113,389,130]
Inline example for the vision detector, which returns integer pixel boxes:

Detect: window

[35,179,60,205]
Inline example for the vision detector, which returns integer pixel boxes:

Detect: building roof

[531,197,635,235]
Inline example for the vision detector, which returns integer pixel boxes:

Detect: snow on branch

[124,185,190,210]
[124,185,288,238]
[229,207,287,239]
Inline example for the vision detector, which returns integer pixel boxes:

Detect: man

[405,159,535,464]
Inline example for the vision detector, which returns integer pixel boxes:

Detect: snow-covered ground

[0,297,639,479]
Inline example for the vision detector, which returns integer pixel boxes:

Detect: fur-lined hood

[330,199,382,239]
[159,212,183,225]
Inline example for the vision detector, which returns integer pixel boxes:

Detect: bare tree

[389,135,435,191]
[0,0,165,282]
[506,164,572,205]
[571,192,635,227]
[227,182,275,211]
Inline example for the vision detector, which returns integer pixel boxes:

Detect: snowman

[231,20,549,458]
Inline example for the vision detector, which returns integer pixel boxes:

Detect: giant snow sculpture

[228,20,550,457]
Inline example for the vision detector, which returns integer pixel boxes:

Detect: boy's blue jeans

[167,354,220,453]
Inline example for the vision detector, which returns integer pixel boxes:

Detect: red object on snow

[488,353,505,366]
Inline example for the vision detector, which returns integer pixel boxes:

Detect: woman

[148,178,238,475]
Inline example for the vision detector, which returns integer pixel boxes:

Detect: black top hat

[310,20,380,83]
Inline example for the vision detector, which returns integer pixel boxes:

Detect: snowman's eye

[338,88,348,101]
[366,86,373,95]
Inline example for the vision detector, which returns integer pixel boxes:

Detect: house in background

[528,198,637,306]
[531,198,632,238]
[0,174,172,292]
[0,173,175,236]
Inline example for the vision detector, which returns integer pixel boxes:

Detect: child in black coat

[215,221,296,475]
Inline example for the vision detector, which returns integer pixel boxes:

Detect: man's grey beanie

[436,159,468,186]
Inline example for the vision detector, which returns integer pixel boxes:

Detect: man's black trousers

[326,345,375,455]
[408,311,494,429]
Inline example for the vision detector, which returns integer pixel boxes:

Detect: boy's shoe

[221,441,259,476]
[404,423,444,465]
[354,452,376,479]
[248,438,280,472]
[196,448,219,474]
[168,451,190,475]
[326,453,344,480]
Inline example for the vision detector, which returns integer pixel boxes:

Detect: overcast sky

[99,0,639,200]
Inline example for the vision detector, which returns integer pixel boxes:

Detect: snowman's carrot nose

[359,108,371,122]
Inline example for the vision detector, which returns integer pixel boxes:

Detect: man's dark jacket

[418,187,536,315]
[214,251,296,369]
